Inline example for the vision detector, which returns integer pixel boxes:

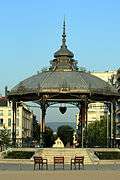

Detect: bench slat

[54,156,64,170]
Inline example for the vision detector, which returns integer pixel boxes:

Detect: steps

[34,148,93,164]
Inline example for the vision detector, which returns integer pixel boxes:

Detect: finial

[62,18,67,47]
[54,19,74,59]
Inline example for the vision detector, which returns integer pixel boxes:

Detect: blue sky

[0,0,120,122]
[0,0,120,95]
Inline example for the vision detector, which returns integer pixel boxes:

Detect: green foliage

[43,126,55,147]
[4,151,34,159]
[0,128,10,147]
[33,120,40,142]
[95,151,120,160]
[57,125,74,147]
[87,117,107,147]
[32,121,54,147]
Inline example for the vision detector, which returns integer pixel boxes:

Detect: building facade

[116,69,120,140]
[88,71,117,123]
[0,96,34,146]
[92,71,120,143]
[88,102,108,123]
[76,71,117,125]
[76,70,120,144]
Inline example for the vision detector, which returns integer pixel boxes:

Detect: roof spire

[54,19,74,58]
[62,18,67,47]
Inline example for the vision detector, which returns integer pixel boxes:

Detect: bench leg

[34,164,36,170]
[46,164,48,170]
[75,164,76,170]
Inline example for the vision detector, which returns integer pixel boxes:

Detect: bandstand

[7,21,119,148]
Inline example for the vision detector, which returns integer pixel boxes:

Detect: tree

[43,126,54,147]
[57,125,74,147]
[0,128,10,148]
[32,119,54,147]
[87,117,107,147]
[32,120,40,142]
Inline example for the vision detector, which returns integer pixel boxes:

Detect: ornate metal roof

[10,70,118,96]
[8,21,119,100]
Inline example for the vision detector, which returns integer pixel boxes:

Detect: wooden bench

[71,156,84,170]
[33,156,48,170]
[54,156,64,170]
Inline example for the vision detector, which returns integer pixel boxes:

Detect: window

[0,110,3,116]
[8,118,11,126]
[17,110,19,117]
[100,116,104,120]
[8,110,11,116]
[16,129,19,136]
[0,118,3,126]
[16,118,19,126]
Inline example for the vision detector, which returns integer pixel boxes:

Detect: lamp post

[81,127,85,148]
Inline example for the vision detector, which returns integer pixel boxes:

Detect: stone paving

[0,163,120,180]
[0,162,120,171]
[0,168,120,180]
[1,148,120,180]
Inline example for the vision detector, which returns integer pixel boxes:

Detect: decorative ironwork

[7,20,120,148]
[16,83,27,92]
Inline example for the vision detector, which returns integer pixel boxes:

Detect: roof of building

[10,70,117,96]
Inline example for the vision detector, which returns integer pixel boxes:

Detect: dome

[10,70,118,96]
[54,45,74,58]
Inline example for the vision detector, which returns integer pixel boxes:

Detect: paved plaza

[0,162,120,171]
[0,170,120,180]
[0,163,120,180]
